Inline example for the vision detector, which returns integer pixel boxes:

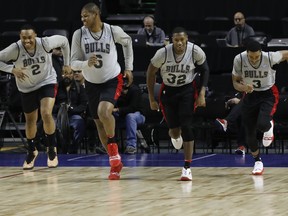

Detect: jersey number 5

[94,55,103,68]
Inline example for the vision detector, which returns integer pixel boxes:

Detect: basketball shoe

[107,143,121,167]
[171,136,183,150]
[215,118,228,132]
[252,161,264,175]
[235,145,246,155]
[108,162,123,180]
[262,120,274,147]
[180,167,192,181]
[47,147,58,168]
[23,148,38,170]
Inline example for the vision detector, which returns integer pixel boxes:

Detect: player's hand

[88,54,98,67]
[149,99,160,111]
[123,70,133,86]
[12,68,29,81]
[245,84,254,93]
[195,94,206,108]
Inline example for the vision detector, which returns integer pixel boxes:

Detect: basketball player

[0,24,71,170]
[71,3,133,180]
[232,39,288,175]
[146,27,209,181]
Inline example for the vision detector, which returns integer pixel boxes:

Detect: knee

[181,126,194,141]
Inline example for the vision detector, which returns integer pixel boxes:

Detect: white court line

[67,154,98,161]
[193,154,217,161]
[67,153,217,162]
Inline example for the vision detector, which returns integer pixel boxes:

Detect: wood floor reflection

[1,167,288,216]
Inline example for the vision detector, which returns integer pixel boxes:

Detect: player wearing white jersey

[147,27,209,181]
[0,24,71,170]
[232,40,288,175]
[71,3,133,180]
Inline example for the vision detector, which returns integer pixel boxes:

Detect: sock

[45,132,56,148]
[253,155,262,162]
[107,136,116,144]
[27,138,36,151]
[184,160,192,169]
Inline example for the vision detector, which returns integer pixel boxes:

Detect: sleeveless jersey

[237,52,276,91]
[80,23,120,84]
[14,38,57,93]
[160,42,197,87]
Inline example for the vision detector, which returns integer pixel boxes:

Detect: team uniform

[0,36,70,113]
[151,42,206,133]
[232,50,283,174]
[71,23,133,119]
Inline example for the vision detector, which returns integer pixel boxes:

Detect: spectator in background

[73,69,85,86]
[113,83,145,154]
[226,12,255,47]
[137,15,166,47]
[215,96,247,155]
[54,70,87,154]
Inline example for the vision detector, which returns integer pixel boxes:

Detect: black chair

[0,31,20,50]
[208,30,228,39]
[42,29,69,38]
[2,19,28,31]
[245,16,271,35]
[204,16,230,32]
[33,17,60,36]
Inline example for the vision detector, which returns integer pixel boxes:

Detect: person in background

[215,96,246,155]
[54,70,87,154]
[146,27,209,181]
[137,15,166,47]
[0,24,70,169]
[73,69,85,86]
[232,39,288,175]
[71,3,133,180]
[226,12,255,47]
[113,83,145,154]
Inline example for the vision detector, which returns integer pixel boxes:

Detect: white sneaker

[171,136,183,149]
[252,161,264,175]
[263,120,274,147]
[47,147,58,168]
[180,167,192,181]
[23,149,38,170]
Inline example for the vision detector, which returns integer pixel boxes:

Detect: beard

[63,77,72,86]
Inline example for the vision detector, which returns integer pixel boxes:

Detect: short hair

[82,2,100,14]
[172,27,187,35]
[20,24,37,33]
[245,39,262,52]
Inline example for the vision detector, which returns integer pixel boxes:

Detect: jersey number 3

[167,73,186,85]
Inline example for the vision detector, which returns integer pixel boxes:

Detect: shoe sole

[252,168,264,175]
[180,177,192,181]
[23,152,38,170]
[108,163,123,180]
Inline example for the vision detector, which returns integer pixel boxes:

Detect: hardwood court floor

[1,153,288,216]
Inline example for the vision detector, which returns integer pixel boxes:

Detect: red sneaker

[107,143,121,167]
[108,162,123,180]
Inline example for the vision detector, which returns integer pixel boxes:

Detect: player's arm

[0,43,19,73]
[232,55,253,93]
[71,29,88,71]
[111,25,134,85]
[43,35,70,66]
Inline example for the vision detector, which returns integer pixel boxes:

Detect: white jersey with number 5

[151,42,206,87]
[79,23,120,83]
